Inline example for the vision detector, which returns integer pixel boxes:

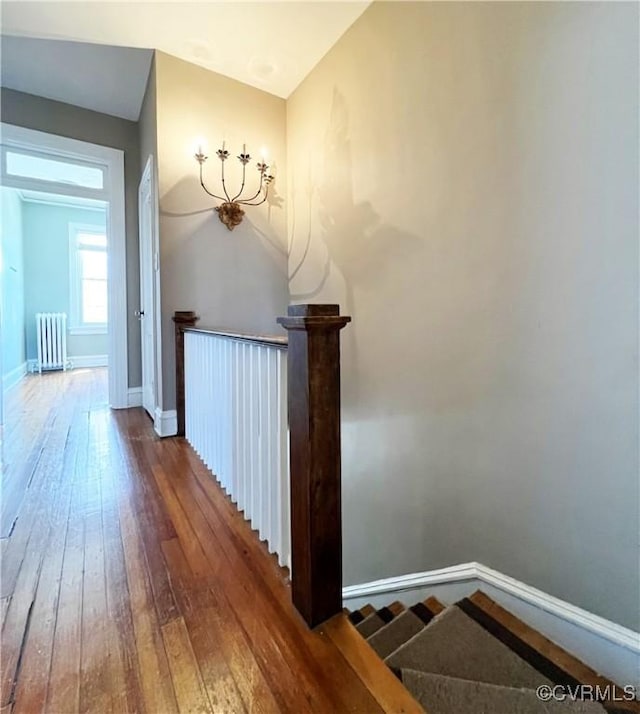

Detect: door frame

[138,154,163,425]
[0,122,129,408]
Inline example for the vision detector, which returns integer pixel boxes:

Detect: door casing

[0,122,128,408]
[138,155,163,426]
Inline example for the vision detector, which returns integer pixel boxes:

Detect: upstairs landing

[0,369,412,713]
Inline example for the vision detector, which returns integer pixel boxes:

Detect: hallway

[0,369,386,713]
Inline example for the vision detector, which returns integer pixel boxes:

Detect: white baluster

[265,348,276,553]
[255,346,264,540]
[258,346,269,542]
[219,336,225,488]
[230,341,240,504]
[245,344,254,524]
[216,338,222,487]
[199,336,205,459]
[238,342,247,515]
[210,337,217,477]
[221,340,228,494]
[278,350,291,569]
[224,339,232,496]
[250,344,260,532]
[185,333,190,442]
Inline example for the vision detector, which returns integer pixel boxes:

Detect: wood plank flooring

[0,369,389,713]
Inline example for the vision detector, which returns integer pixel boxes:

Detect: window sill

[69,325,107,336]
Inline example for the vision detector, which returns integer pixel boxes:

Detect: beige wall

[287,1,639,629]
[154,52,288,411]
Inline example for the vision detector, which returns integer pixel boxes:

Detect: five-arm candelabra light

[195,142,275,231]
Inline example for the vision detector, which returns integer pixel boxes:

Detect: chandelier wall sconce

[195,142,275,231]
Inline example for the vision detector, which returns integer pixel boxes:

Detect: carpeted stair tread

[367,597,444,658]
[400,670,547,714]
[348,604,375,625]
[399,670,606,714]
[356,612,387,637]
[368,610,425,658]
[356,603,400,638]
[545,700,608,714]
[386,605,552,689]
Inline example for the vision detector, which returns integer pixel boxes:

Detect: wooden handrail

[184,326,288,350]
[277,304,351,627]
[173,311,199,436]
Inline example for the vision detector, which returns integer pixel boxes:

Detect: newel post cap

[277,304,351,332]
[173,310,199,326]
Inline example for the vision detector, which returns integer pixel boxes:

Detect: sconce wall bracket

[215,201,245,231]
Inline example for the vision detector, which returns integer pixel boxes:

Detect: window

[69,225,108,334]
[4,149,105,189]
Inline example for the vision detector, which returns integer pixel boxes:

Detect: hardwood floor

[0,369,391,713]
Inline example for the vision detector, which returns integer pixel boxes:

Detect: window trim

[69,222,108,335]
[1,145,107,199]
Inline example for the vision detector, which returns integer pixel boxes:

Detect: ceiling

[1,36,153,121]
[0,1,370,120]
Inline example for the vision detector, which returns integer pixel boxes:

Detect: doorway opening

[0,123,128,424]
[1,186,108,386]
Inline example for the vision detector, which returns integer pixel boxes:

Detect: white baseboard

[154,408,177,437]
[2,362,27,391]
[27,356,107,372]
[127,387,142,408]
[343,562,640,687]
[70,354,108,368]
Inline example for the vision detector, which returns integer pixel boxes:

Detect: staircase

[177,313,637,712]
[339,590,638,714]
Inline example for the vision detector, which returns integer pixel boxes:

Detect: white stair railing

[183,328,290,569]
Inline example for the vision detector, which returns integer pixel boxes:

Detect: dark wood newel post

[173,310,199,436]
[277,304,351,627]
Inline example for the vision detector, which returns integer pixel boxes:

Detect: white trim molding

[127,387,143,408]
[2,362,27,391]
[69,354,108,369]
[474,563,639,654]
[343,562,478,601]
[27,356,107,371]
[343,562,640,687]
[154,408,177,438]
[343,562,639,653]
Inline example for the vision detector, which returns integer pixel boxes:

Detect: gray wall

[139,55,158,176]
[154,52,288,411]
[287,1,639,629]
[1,88,142,387]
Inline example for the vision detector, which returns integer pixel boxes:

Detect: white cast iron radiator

[36,312,68,373]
